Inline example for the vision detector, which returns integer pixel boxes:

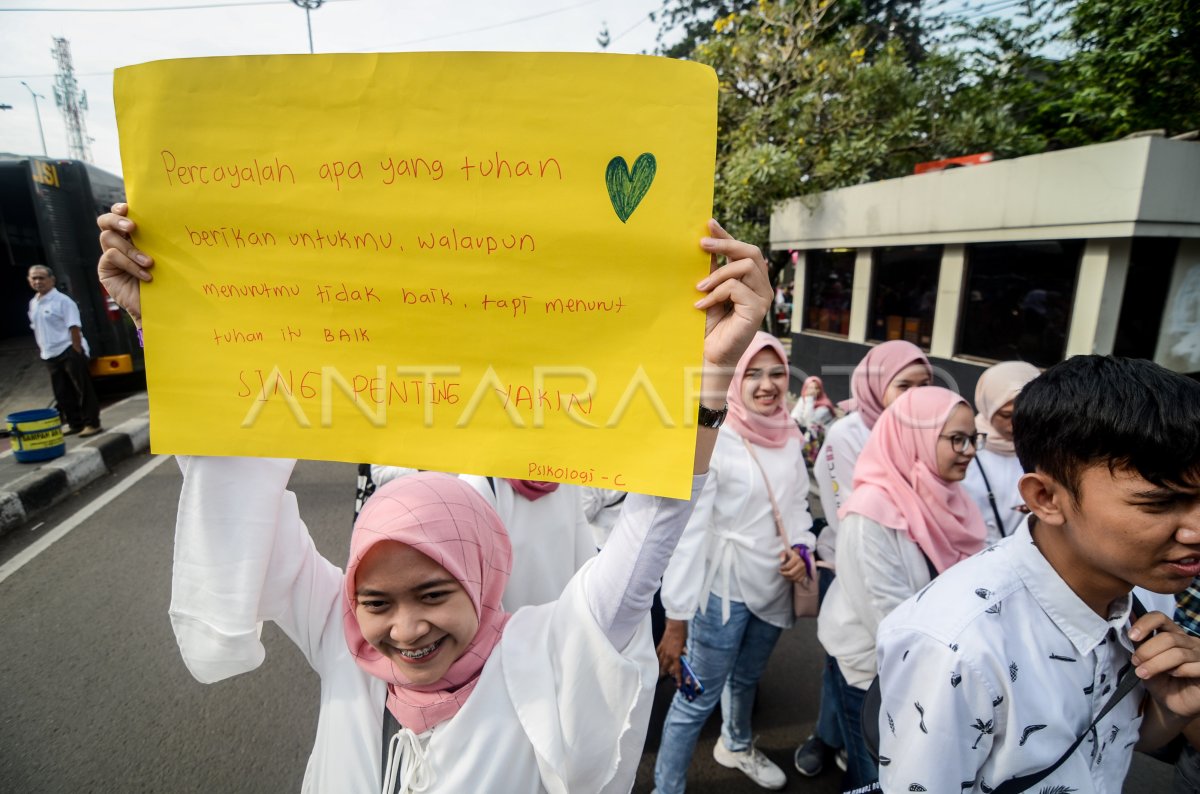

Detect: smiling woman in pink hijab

[794,341,932,781]
[655,333,816,792]
[812,340,932,557]
[97,205,774,794]
[816,386,987,787]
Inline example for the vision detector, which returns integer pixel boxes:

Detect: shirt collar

[1009,517,1135,656]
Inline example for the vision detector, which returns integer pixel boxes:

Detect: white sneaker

[712,739,787,790]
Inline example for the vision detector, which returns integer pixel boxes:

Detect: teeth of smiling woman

[396,638,442,659]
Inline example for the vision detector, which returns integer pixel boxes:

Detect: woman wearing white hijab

[961,360,1040,543]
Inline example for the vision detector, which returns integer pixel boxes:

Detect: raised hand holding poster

[115,52,717,498]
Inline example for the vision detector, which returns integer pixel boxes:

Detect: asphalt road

[0,456,1177,792]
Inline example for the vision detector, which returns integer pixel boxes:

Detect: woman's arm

[835,513,931,642]
[779,446,817,582]
[171,456,346,682]
[785,447,816,545]
[99,208,346,677]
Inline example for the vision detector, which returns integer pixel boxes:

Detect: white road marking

[0,454,171,586]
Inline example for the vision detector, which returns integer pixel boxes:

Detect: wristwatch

[697,402,728,429]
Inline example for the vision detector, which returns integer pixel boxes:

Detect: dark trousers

[815,566,845,749]
[45,348,99,429]
[830,662,878,789]
[1175,744,1200,794]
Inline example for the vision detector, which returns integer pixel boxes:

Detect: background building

[771,136,1200,399]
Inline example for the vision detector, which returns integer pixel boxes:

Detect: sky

[0,0,667,176]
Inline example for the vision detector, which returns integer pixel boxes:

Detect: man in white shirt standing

[876,355,1200,794]
[27,265,101,437]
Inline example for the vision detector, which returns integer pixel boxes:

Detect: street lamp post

[290,0,325,55]
[19,81,48,156]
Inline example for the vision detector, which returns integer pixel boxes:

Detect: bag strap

[989,595,1147,794]
[742,438,790,553]
[973,456,1009,538]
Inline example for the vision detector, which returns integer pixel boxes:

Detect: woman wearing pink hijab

[795,340,931,779]
[97,206,774,793]
[655,333,816,792]
[812,340,933,548]
[816,387,988,788]
[791,375,837,431]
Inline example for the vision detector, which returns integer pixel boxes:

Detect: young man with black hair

[875,355,1200,793]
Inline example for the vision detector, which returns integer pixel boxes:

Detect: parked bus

[1,153,143,382]
[770,137,1200,401]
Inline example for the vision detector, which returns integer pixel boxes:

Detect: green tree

[654,0,929,61]
[658,0,1200,254]
[1054,0,1200,142]
[953,0,1200,147]
[653,0,756,59]
[692,0,1037,247]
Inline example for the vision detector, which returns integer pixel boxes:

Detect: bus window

[868,245,942,350]
[1112,237,1178,360]
[958,240,1083,367]
[803,249,855,337]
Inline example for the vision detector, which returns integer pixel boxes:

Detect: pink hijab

[343,472,513,734]
[724,332,803,449]
[841,340,932,429]
[504,479,559,501]
[802,376,837,414]
[840,387,987,573]
[974,361,1040,456]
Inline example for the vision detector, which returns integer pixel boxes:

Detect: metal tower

[51,37,92,163]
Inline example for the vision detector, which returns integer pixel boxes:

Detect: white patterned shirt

[876,518,1147,794]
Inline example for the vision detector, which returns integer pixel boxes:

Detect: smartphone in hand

[679,655,705,702]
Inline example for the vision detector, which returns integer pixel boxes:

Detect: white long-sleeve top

[661,427,815,629]
[816,512,935,689]
[580,487,627,548]
[811,411,870,563]
[170,456,704,794]
[790,398,834,432]
[460,477,598,612]
[961,449,1026,543]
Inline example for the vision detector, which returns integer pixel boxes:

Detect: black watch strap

[697,403,728,428]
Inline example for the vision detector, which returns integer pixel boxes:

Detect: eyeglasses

[939,432,987,453]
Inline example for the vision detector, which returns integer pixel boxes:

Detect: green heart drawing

[606,153,657,223]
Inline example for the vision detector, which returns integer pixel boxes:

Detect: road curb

[0,416,151,537]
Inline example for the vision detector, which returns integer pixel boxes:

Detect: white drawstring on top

[381,726,434,794]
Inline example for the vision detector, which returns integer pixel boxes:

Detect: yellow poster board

[115,53,717,498]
